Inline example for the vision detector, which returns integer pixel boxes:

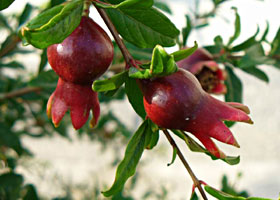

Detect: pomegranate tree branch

[94,5,135,69]
[163,129,208,200]
[0,87,41,101]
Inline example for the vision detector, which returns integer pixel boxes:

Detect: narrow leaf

[182,15,192,46]
[261,21,269,42]
[172,130,240,165]
[171,41,198,62]
[0,61,24,69]
[239,43,275,68]
[242,67,269,83]
[227,7,241,46]
[205,185,272,200]
[38,49,48,73]
[18,3,33,27]
[103,120,149,197]
[19,0,83,49]
[145,119,159,150]
[93,71,128,92]
[167,147,177,166]
[231,27,259,52]
[270,26,280,55]
[125,77,146,119]
[224,66,242,103]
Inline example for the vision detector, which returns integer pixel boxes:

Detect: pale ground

[3,0,280,199]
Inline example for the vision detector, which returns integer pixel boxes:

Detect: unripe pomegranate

[47,16,114,84]
[140,69,253,158]
[47,16,113,129]
[177,48,227,94]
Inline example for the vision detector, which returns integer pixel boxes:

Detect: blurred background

[0,0,280,199]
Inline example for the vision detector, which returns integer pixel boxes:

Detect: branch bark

[94,5,136,69]
[163,129,208,200]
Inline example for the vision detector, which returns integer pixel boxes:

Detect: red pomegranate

[140,68,253,158]
[47,16,114,129]
[177,48,227,94]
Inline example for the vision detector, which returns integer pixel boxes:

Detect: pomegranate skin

[177,48,227,94]
[47,16,114,84]
[47,78,100,130]
[141,68,253,158]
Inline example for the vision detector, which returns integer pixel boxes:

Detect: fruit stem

[94,5,136,69]
[163,129,208,200]
[83,0,91,17]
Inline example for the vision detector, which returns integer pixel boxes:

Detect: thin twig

[94,4,136,69]
[0,87,41,101]
[163,129,208,200]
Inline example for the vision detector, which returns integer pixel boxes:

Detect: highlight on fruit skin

[47,16,114,84]
[140,68,253,158]
[47,78,100,130]
[177,48,227,95]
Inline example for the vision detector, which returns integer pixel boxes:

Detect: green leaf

[153,1,172,14]
[18,3,33,27]
[145,119,159,150]
[224,66,242,103]
[261,21,269,42]
[103,120,150,197]
[38,49,48,73]
[241,67,269,83]
[105,7,179,48]
[0,0,15,11]
[190,192,199,200]
[214,35,224,49]
[93,71,128,92]
[171,41,198,62]
[205,185,245,200]
[171,130,240,165]
[0,173,23,199]
[22,184,39,200]
[182,15,192,46]
[0,61,25,69]
[129,45,178,79]
[0,122,24,155]
[96,0,153,9]
[19,0,83,49]
[125,77,146,119]
[205,185,272,200]
[239,43,275,68]
[231,27,259,52]
[50,0,66,7]
[270,26,280,56]
[227,7,241,46]
[167,147,177,166]
[0,13,12,31]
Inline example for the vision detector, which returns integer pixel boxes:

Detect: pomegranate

[140,68,253,158]
[47,16,113,129]
[47,16,114,84]
[177,48,227,94]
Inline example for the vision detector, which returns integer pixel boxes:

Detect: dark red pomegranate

[47,16,113,129]
[177,48,227,94]
[47,16,114,84]
[140,68,253,158]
